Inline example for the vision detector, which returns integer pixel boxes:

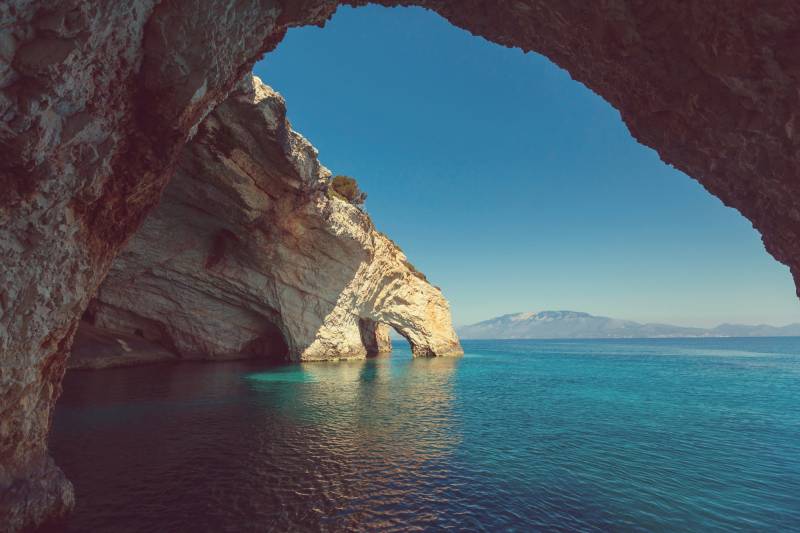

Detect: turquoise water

[50,338,800,531]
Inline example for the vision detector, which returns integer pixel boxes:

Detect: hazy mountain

[457,310,800,339]
[709,322,800,337]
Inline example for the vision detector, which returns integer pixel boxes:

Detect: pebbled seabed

[49,338,800,531]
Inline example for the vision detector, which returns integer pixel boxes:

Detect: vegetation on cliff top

[328,178,435,286]
[328,175,367,206]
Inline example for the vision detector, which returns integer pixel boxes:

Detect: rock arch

[82,75,461,365]
[2,1,800,530]
[358,318,393,355]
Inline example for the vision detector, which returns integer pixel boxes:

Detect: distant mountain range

[457,310,800,340]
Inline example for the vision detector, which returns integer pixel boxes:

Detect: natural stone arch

[358,318,392,355]
[358,317,446,358]
[80,74,460,367]
[2,1,800,530]
[356,319,443,358]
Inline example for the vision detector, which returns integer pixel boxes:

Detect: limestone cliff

[3,1,800,530]
[83,75,462,363]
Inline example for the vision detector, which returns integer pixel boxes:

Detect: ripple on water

[49,338,800,531]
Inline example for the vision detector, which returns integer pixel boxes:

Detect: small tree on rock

[329,175,367,206]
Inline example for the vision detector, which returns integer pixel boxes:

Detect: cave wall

[1,2,340,529]
[2,0,800,530]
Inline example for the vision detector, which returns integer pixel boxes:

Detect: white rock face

[86,75,462,362]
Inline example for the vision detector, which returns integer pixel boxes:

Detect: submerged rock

[84,75,462,363]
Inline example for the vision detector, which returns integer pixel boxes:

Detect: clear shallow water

[50,338,800,531]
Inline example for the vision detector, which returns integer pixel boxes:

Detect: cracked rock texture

[1,3,340,529]
[1,0,800,530]
[86,75,462,363]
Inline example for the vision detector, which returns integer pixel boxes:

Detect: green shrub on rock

[328,175,367,206]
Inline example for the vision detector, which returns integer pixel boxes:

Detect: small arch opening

[358,318,393,356]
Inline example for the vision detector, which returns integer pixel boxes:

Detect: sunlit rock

[84,75,462,363]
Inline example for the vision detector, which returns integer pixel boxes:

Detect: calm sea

[49,338,800,531]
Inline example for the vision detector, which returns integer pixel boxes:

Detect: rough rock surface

[86,75,462,363]
[68,322,178,370]
[1,0,800,530]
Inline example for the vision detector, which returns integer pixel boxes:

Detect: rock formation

[83,75,461,363]
[68,323,178,370]
[1,0,800,530]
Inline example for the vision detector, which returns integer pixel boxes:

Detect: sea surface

[49,338,800,532]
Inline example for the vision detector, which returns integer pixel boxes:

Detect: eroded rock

[1,4,341,528]
[86,75,462,363]
[2,1,800,530]
[68,322,179,370]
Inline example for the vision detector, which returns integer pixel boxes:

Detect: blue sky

[254,5,800,328]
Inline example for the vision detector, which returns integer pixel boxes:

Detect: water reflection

[50,338,800,531]
[50,350,461,531]
[242,353,461,528]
